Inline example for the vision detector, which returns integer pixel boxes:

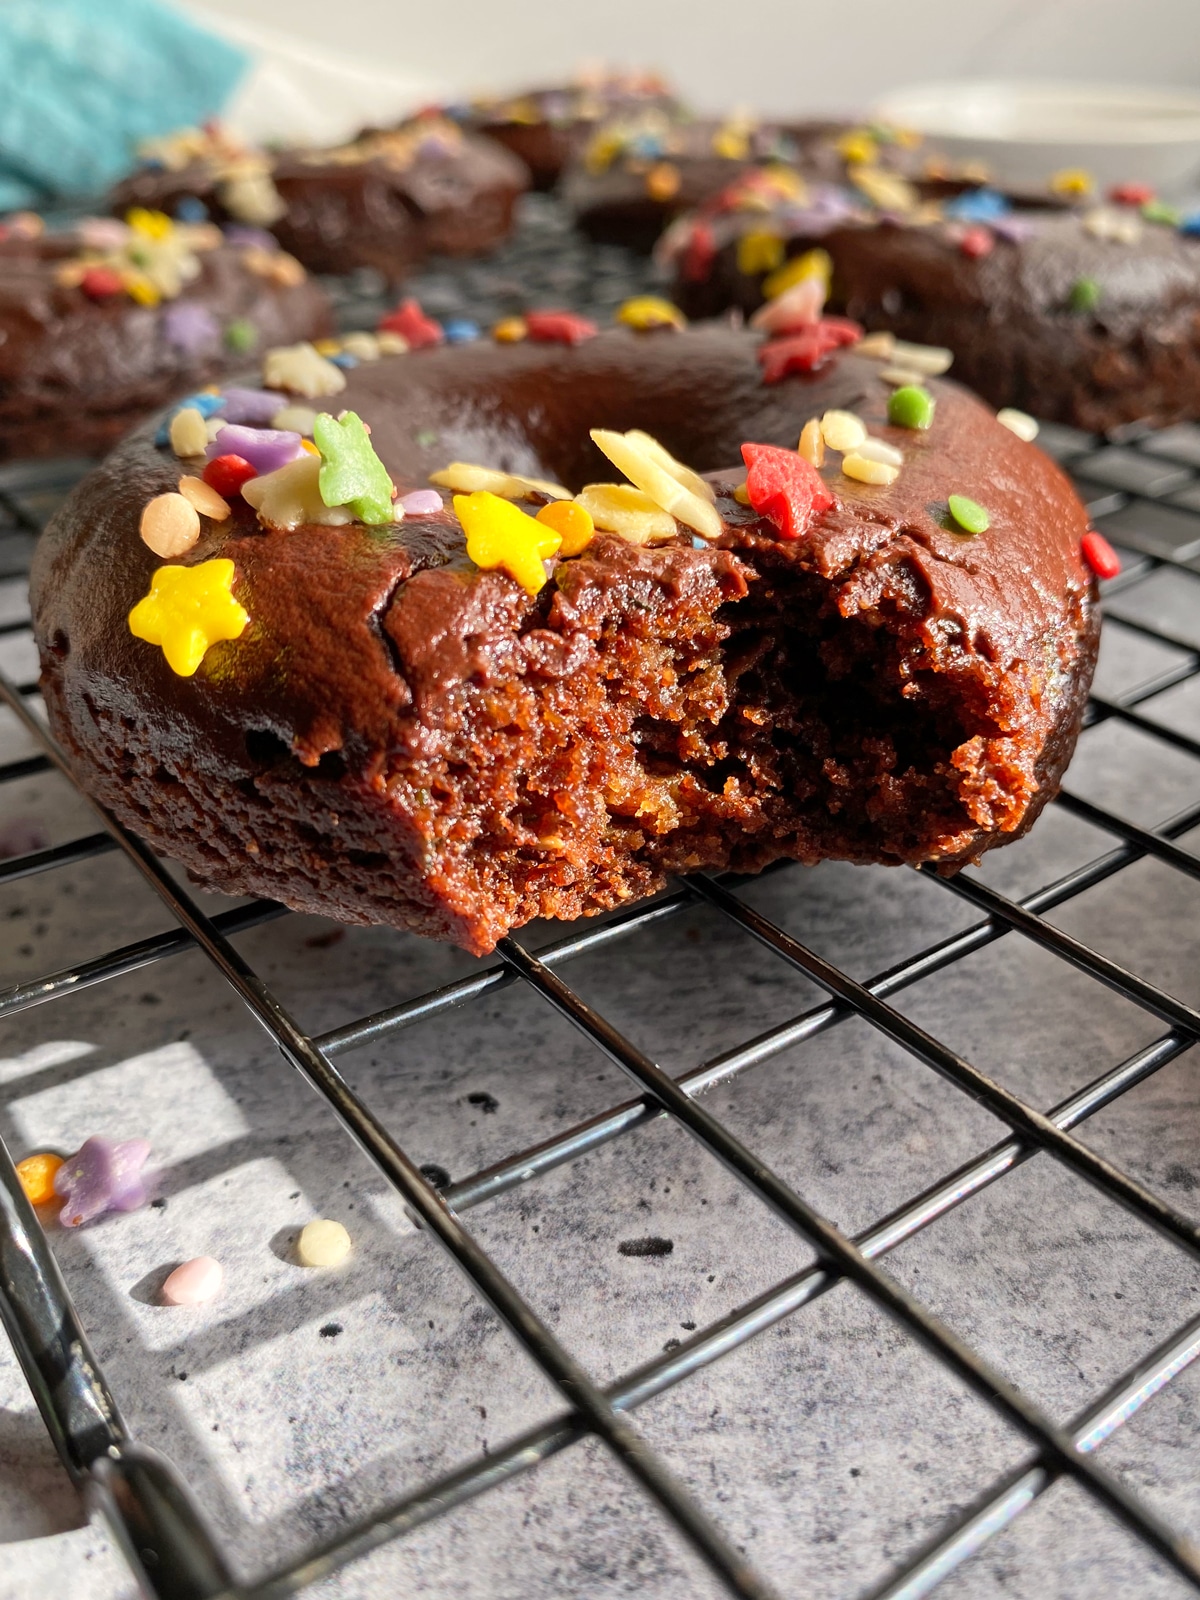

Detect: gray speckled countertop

[2,220,1200,1597]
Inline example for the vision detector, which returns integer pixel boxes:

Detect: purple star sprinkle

[53,1136,152,1228]
[163,302,220,355]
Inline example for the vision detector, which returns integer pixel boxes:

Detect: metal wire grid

[0,418,1198,1600]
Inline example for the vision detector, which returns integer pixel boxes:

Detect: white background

[182,0,1200,143]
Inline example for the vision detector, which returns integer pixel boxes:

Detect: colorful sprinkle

[645,162,681,201]
[797,418,824,467]
[206,423,304,477]
[169,407,209,458]
[855,437,904,467]
[219,387,289,426]
[536,499,595,556]
[525,310,600,346]
[128,559,250,676]
[615,296,686,331]
[740,442,835,540]
[574,483,676,546]
[162,303,220,354]
[174,196,209,223]
[959,225,994,259]
[178,475,231,521]
[79,266,125,300]
[378,298,444,349]
[442,318,481,344]
[400,488,445,516]
[820,410,867,453]
[428,463,570,501]
[1050,168,1094,198]
[749,276,825,335]
[203,454,258,499]
[1068,277,1101,314]
[758,317,862,383]
[889,340,953,376]
[1081,530,1121,579]
[887,385,936,430]
[942,187,1010,224]
[737,230,785,277]
[762,247,831,302]
[683,221,716,282]
[140,492,201,559]
[1142,200,1181,226]
[224,317,257,354]
[492,316,527,343]
[455,491,561,594]
[242,455,356,532]
[313,411,396,524]
[1110,182,1154,206]
[590,428,722,540]
[842,452,899,486]
[162,1256,223,1305]
[263,342,347,399]
[16,1152,63,1206]
[996,408,1039,442]
[947,494,990,534]
[297,1219,352,1268]
[53,1136,152,1228]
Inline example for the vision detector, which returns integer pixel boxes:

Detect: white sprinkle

[168,407,208,459]
[996,408,1040,442]
[856,437,904,467]
[820,410,868,453]
[842,453,900,486]
[889,340,954,376]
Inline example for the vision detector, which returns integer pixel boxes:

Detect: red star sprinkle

[741,442,836,539]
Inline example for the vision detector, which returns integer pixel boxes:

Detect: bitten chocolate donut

[663,155,1200,431]
[562,111,801,252]
[32,316,1103,955]
[462,70,676,190]
[108,116,529,281]
[0,211,330,461]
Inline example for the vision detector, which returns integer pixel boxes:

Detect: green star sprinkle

[1068,277,1101,314]
[947,494,990,534]
[313,410,395,524]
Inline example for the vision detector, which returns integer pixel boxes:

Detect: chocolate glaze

[672,189,1200,431]
[109,126,529,282]
[0,234,331,461]
[31,326,1098,952]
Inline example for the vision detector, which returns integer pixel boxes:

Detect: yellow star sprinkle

[128,558,249,677]
[125,206,175,240]
[454,492,561,596]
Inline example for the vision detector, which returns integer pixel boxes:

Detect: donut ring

[31,323,1099,954]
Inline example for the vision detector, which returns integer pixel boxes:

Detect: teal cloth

[0,0,247,206]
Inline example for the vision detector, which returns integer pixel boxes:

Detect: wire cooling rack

[2,284,1200,1595]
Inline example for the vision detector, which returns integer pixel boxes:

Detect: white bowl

[872,81,1200,197]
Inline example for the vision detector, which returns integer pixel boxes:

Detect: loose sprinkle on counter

[53,1135,151,1228]
[128,558,250,676]
[887,385,936,430]
[16,1152,63,1206]
[1050,167,1094,198]
[615,295,687,331]
[455,490,562,593]
[163,1256,223,1305]
[947,494,990,534]
[536,499,595,556]
[1068,277,1101,314]
[140,492,201,559]
[297,1219,352,1268]
[1081,530,1121,579]
[996,408,1040,442]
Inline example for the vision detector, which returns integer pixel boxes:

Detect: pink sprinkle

[400,489,444,515]
[750,276,826,335]
[162,1256,223,1305]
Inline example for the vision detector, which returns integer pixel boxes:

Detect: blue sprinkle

[442,318,480,344]
[942,187,1011,224]
[628,133,665,160]
[174,195,209,223]
[328,352,360,369]
[1179,212,1200,236]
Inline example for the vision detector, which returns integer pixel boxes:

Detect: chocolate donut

[562,112,801,252]
[0,214,330,461]
[664,160,1200,431]
[31,321,1100,955]
[463,71,677,191]
[108,116,529,281]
